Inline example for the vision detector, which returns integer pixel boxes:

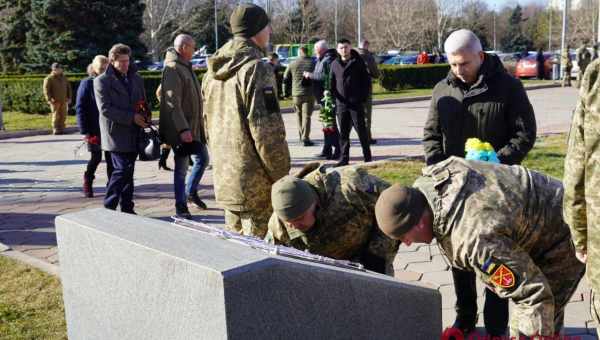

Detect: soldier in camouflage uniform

[265,164,399,274]
[375,157,585,337]
[561,47,572,87]
[202,4,290,238]
[576,44,592,88]
[563,58,600,334]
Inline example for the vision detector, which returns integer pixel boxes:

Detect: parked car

[190,58,207,70]
[514,53,554,79]
[382,54,418,65]
[147,61,164,71]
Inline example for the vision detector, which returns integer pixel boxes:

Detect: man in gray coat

[159,34,209,218]
[95,43,148,214]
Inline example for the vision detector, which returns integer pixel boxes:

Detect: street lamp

[214,0,219,52]
[357,0,362,44]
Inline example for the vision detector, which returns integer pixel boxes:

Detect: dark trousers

[452,267,509,335]
[85,151,113,181]
[321,123,340,157]
[337,104,372,163]
[104,151,137,212]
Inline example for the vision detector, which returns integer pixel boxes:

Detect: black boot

[188,192,207,210]
[83,174,94,198]
[158,147,172,171]
[175,203,192,218]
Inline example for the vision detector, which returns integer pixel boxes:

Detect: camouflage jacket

[564,58,600,291]
[202,38,291,211]
[415,157,580,336]
[265,165,399,263]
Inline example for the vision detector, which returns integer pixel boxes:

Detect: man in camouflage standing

[43,63,72,135]
[375,157,585,338]
[576,44,592,88]
[561,46,572,87]
[266,163,399,274]
[283,46,315,146]
[202,4,290,238]
[563,58,600,335]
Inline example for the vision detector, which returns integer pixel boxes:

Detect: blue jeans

[104,151,137,212]
[173,142,209,205]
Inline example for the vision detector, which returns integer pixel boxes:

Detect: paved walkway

[0,86,596,338]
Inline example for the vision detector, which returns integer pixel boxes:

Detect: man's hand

[180,130,193,143]
[303,71,313,79]
[576,250,587,264]
[133,113,149,128]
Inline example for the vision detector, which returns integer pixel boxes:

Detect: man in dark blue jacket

[95,44,148,214]
[76,55,112,197]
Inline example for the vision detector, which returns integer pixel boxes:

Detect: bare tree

[142,0,199,60]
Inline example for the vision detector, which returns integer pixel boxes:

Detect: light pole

[548,3,552,52]
[493,7,497,51]
[214,0,219,52]
[335,0,338,43]
[357,0,362,44]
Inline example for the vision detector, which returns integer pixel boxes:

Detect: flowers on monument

[465,138,500,163]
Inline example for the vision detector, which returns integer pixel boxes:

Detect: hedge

[378,64,450,91]
[0,64,446,114]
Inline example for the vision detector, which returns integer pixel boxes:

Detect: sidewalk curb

[0,242,60,277]
[0,83,562,140]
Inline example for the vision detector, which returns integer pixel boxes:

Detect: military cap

[375,185,427,238]
[272,175,317,221]
[230,4,270,38]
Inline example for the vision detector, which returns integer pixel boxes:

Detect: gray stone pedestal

[56,208,441,340]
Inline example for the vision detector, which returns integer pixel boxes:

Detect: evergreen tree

[25,0,147,72]
[501,5,533,53]
[0,0,32,73]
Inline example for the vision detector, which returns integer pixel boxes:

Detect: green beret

[271,176,317,221]
[230,4,270,38]
[375,185,427,238]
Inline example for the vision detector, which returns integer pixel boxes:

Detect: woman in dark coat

[76,56,112,197]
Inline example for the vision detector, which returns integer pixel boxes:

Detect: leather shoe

[175,203,192,218]
[188,193,208,210]
[303,140,315,146]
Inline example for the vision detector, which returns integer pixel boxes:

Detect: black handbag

[137,125,161,161]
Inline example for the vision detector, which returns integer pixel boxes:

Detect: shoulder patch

[489,263,516,289]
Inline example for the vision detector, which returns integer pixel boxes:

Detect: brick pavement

[0,86,596,337]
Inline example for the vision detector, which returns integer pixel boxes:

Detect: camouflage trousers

[293,95,314,142]
[562,71,572,87]
[509,239,585,336]
[591,289,600,336]
[224,204,272,239]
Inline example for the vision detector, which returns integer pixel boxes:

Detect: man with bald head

[423,29,537,336]
[159,34,209,218]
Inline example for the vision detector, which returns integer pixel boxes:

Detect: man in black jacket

[330,38,371,167]
[423,29,537,337]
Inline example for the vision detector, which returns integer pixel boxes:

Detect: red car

[514,53,553,79]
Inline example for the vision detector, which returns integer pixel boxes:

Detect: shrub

[0,69,208,114]
[378,64,450,91]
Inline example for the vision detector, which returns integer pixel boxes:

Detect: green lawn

[3,111,77,132]
[0,256,67,340]
[369,134,567,184]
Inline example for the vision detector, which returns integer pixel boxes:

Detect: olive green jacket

[43,72,72,103]
[159,48,205,146]
[283,56,314,98]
